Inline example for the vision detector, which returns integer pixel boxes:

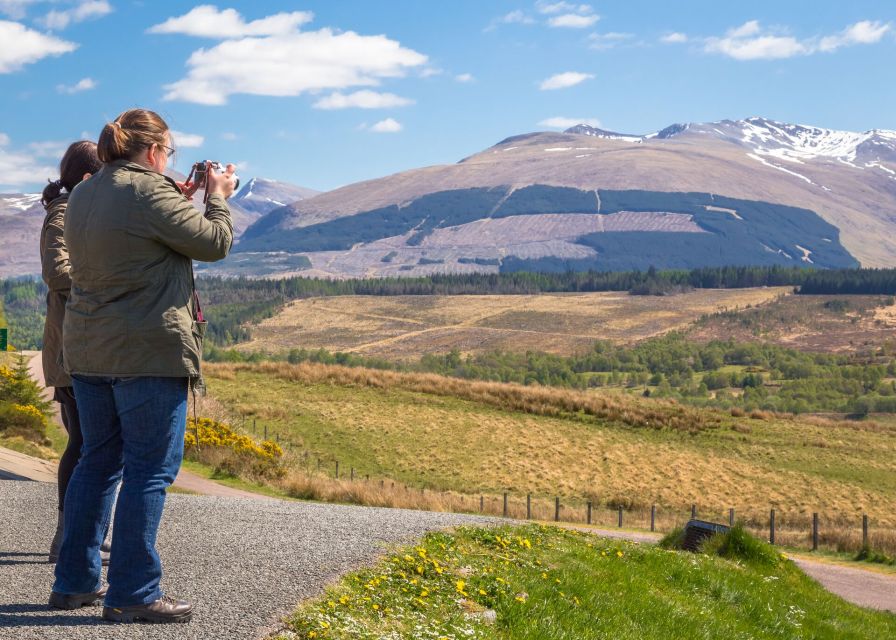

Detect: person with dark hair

[39,140,111,566]
[49,108,236,624]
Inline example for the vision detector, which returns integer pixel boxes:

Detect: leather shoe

[103,594,193,623]
[49,585,107,610]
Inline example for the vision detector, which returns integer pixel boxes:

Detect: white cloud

[313,90,413,110]
[39,0,112,31]
[549,13,599,28]
[539,71,594,90]
[661,32,688,44]
[0,0,38,20]
[705,19,892,60]
[819,20,891,52]
[588,32,634,50]
[56,77,95,94]
[0,20,77,72]
[498,9,534,25]
[148,5,313,38]
[27,140,67,158]
[0,133,58,189]
[369,118,402,133]
[156,11,427,105]
[221,132,239,141]
[539,116,600,129]
[455,73,474,83]
[171,130,205,148]
[536,2,593,14]
[419,66,443,78]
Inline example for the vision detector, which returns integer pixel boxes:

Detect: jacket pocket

[192,320,207,342]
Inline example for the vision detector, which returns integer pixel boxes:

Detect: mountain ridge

[231,116,895,276]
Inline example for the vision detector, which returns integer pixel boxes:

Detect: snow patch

[794,244,814,264]
[747,153,814,185]
[544,147,572,152]
[1,194,41,210]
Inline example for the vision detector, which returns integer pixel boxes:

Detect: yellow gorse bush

[12,404,44,420]
[185,416,284,478]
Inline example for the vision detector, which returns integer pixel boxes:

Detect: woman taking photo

[49,108,236,624]
[39,141,110,565]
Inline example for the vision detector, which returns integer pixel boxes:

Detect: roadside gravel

[0,481,495,639]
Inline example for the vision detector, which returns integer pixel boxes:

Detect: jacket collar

[107,158,157,175]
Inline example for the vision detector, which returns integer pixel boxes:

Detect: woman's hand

[206,163,237,200]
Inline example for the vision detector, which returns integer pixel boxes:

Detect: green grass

[178,459,294,500]
[274,524,896,640]
[204,366,896,531]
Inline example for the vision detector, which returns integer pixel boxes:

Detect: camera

[191,161,240,192]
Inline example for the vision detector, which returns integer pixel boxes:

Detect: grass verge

[272,524,896,640]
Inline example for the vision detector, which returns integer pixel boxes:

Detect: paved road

[0,481,495,640]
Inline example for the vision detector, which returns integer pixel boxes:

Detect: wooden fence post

[650,504,656,532]
[618,506,623,528]
[527,494,531,520]
[812,513,819,551]
[350,467,354,482]
[503,493,508,518]
[729,508,735,527]
[555,497,560,522]
[264,424,268,440]
[480,496,484,513]
[335,461,339,479]
[769,509,776,545]
[587,501,593,525]
[691,504,697,520]
[863,514,869,549]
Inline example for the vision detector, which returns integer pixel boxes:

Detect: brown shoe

[49,585,107,610]
[103,595,193,623]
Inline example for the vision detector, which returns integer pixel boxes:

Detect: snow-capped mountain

[563,124,643,143]
[665,117,896,167]
[232,178,320,216]
[224,116,896,277]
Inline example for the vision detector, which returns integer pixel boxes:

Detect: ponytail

[97,109,169,163]
[41,179,65,207]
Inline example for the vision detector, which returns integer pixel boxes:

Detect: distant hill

[218,117,893,278]
[232,178,319,217]
[0,174,317,278]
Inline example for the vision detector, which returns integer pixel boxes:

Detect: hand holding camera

[182,161,239,203]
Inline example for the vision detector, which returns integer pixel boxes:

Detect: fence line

[235,419,891,556]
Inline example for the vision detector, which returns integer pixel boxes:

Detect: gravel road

[0,481,494,640]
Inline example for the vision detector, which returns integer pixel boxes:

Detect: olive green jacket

[62,160,232,384]
[40,194,72,388]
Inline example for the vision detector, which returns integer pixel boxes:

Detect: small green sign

[0,327,6,351]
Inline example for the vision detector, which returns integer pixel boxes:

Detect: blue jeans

[53,375,188,607]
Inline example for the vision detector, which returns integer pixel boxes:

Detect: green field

[204,362,896,553]
[275,524,896,640]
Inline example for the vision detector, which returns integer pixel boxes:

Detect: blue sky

[1,0,894,192]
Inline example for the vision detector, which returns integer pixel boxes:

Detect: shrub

[184,417,285,480]
[701,524,781,566]
[0,401,50,444]
[658,526,685,550]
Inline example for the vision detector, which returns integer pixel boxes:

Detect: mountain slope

[229,117,891,277]
[232,178,319,217]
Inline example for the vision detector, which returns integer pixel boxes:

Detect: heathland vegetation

[199,360,896,555]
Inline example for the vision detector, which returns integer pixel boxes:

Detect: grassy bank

[202,361,896,554]
[272,524,896,640]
